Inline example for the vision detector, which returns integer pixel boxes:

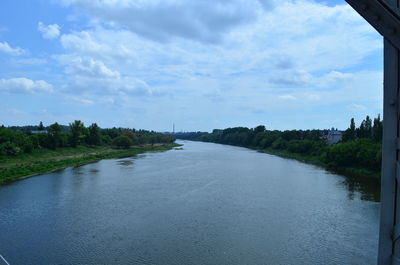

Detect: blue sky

[0,0,383,132]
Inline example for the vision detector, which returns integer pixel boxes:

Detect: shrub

[272,137,288,150]
[0,142,21,156]
[112,136,132,149]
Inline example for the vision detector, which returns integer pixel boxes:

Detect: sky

[0,0,383,132]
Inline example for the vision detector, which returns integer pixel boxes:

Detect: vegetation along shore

[175,115,382,180]
[0,121,177,184]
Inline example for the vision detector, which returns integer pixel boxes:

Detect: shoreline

[180,139,380,181]
[258,147,380,180]
[1,143,180,185]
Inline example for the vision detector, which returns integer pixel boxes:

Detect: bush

[101,135,112,145]
[325,139,380,171]
[0,142,21,156]
[112,136,132,149]
[23,139,34,153]
[272,137,287,150]
[122,130,138,145]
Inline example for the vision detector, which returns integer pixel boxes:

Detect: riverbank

[179,139,380,180]
[257,147,380,180]
[0,143,179,185]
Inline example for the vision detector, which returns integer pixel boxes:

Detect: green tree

[87,123,102,146]
[0,141,21,156]
[254,125,266,134]
[372,114,383,142]
[38,121,45,131]
[69,120,87,147]
[47,122,62,149]
[272,137,288,150]
[365,115,372,138]
[358,116,372,139]
[343,118,356,142]
[0,127,33,155]
[121,130,138,145]
[349,118,356,140]
[112,135,132,149]
[101,135,112,145]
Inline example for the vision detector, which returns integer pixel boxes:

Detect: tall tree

[254,125,266,134]
[358,116,373,139]
[47,122,62,149]
[121,130,138,145]
[372,114,383,142]
[343,118,357,142]
[69,120,86,147]
[38,121,45,131]
[365,115,372,138]
[358,120,366,139]
[350,118,356,137]
[87,123,101,146]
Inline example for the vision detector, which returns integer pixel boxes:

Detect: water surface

[0,140,380,265]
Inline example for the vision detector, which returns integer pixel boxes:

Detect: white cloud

[305,93,321,101]
[37,0,383,130]
[0,78,53,93]
[55,54,151,96]
[279,94,296,100]
[62,72,152,97]
[66,96,94,105]
[60,0,274,43]
[317,71,354,88]
[269,69,312,86]
[60,30,135,60]
[38,22,61,39]
[11,58,48,65]
[0,42,26,56]
[58,55,120,78]
[347,103,367,112]
[53,0,381,90]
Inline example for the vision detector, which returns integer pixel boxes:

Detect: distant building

[31,130,47,134]
[321,129,343,145]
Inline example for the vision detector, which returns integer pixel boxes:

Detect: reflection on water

[89,168,99,174]
[340,175,380,202]
[117,159,135,166]
[71,166,85,175]
[0,140,380,265]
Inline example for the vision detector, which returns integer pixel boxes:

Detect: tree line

[175,115,383,175]
[0,121,175,156]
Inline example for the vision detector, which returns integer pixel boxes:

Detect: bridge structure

[346,0,400,264]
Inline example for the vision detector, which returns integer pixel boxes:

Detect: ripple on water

[118,159,135,166]
[0,140,380,265]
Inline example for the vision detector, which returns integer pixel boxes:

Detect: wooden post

[344,0,400,264]
[379,1,399,264]
[380,37,398,265]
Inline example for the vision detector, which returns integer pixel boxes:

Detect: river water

[0,140,380,265]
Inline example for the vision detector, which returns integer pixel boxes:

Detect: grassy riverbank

[258,147,380,179]
[0,143,179,185]
[176,119,382,182]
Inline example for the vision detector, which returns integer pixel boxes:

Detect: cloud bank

[0,78,53,94]
[0,41,26,55]
[0,0,384,130]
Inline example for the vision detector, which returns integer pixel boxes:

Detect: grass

[259,147,380,179]
[0,143,179,185]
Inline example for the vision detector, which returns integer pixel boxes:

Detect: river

[0,140,380,265]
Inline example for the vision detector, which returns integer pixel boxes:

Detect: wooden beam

[346,0,400,49]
